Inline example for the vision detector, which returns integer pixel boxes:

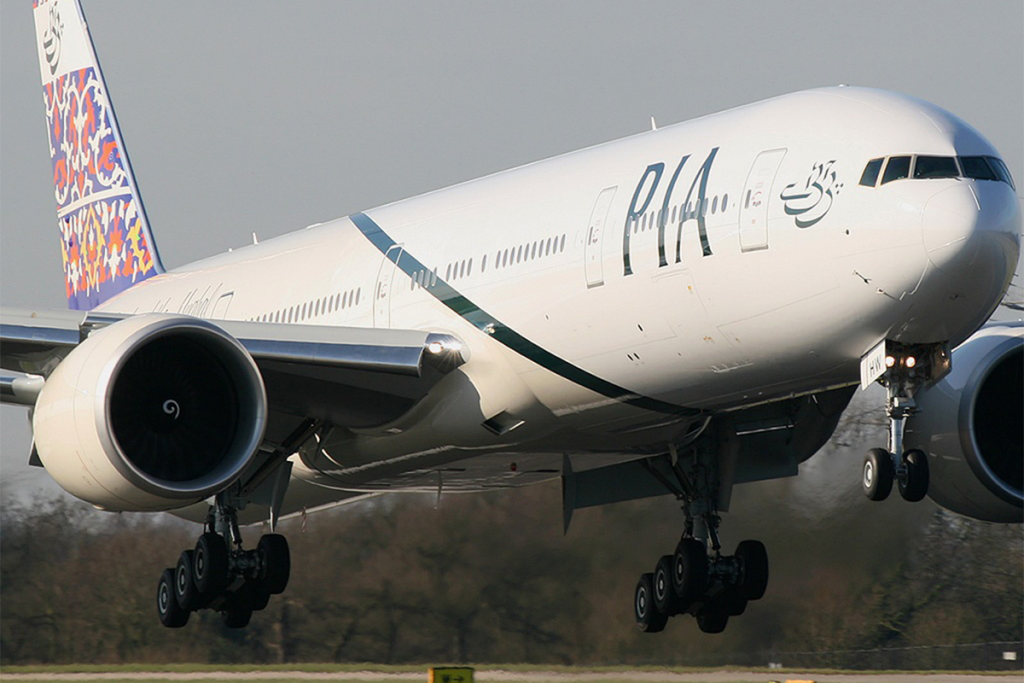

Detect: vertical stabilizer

[33,0,163,310]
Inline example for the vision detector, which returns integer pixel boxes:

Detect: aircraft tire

[258,534,290,594]
[696,599,729,634]
[157,568,190,628]
[634,572,668,633]
[246,581,272,611]
[898,448,930,502]
[735,539,769,601]
[671,538,708,608]
[174,549,202,611]
[653,555,682,616]
[863,448,894,501]
[222,605,253,629]
[725,590,748,616]
[194,532,229,597]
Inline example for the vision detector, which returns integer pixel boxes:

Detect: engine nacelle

[905,322,1023,522]
[32,314,267,511]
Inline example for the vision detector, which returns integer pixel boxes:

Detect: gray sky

[1,1,1022,500]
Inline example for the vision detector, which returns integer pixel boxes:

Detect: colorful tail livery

[33,0,163,310]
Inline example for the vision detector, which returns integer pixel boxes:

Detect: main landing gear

[861,341,949,504]
[156,494,290,628]
[633,440,769,634]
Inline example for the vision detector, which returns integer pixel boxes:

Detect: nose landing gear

[862,341,949,504]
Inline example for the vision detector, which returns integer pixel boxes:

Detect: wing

[1,306,466,431]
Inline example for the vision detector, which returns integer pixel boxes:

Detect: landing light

[885,355,896,368]
[905,356,917,369]
[427,339,463,355]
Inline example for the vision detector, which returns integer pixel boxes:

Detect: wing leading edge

[0,307,467,430]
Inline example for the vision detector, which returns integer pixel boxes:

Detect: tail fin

[32,0,163,310]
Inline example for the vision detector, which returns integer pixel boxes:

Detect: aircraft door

[584,187,617,288]
[373,244,404,328]
[739,149,787,252]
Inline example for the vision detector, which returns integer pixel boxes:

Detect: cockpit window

[959,156,998,182]
[881,156,911,185]
[913,156,958,180]
[859,158,884,187]
[986,156,1016,190]
[864,154,1015,189]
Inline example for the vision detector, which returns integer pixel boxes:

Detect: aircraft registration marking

[860,338,887,390]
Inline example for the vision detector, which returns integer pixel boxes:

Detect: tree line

[1,399,1021,668]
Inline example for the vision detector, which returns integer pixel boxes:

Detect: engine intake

[905,322,1023,522]
[33,314,267,511]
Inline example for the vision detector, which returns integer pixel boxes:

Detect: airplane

[1,0,1021,634]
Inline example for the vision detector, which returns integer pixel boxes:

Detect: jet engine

[32,314,267,511]
[905,323,1023,522]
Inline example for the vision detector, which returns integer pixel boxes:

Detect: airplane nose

[922,182,1020,274]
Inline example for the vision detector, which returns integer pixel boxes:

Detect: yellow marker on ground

[428,667,474,683]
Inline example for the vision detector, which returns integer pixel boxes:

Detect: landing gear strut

[633,438,769,634]
[156,492,290,628]
[862,341,949,504]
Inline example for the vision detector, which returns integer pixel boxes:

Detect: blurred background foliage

[1,393,1021,668]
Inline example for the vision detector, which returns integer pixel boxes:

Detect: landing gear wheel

[634,572,668,633]
[222,606,253,629]
[194,532,229,597]
[157,568,190,628]
[863,448,894,501]
[735,540,769,601]
[174,550,202,611]
[245,581,272,612]
[653,555,682,616]
[724,591,748,617]
[257,534,290,595]
[696,599,729,634]
[671,538,708,610]
[898,448,930,502]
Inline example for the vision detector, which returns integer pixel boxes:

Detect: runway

[1,669,1021,683]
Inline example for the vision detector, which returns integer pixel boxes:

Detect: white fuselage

[100,87,1020,494]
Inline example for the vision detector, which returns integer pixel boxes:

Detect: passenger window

[914,156,958,179]
[859,158,884,186]
[881,156,911,184]
[960,156,998,181]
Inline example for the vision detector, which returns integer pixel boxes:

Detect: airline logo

[779,160,844,228]
[40,1,63,75]
[33,0,91,84]
[621,148,719,276]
